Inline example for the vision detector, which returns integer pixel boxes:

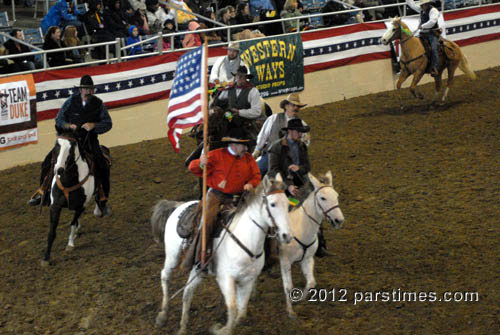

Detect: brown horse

[381,17,476,103]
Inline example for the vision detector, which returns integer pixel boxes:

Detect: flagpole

[201,40,209,267]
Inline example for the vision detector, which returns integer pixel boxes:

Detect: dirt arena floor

[1,67,499,335]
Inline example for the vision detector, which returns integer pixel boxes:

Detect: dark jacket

[43,38,69,67]
[4,39,35,64]
[103,7,129,37]
[268,136,310,188]
[55,93,112,137]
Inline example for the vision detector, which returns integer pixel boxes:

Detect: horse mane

[229,177,287,218]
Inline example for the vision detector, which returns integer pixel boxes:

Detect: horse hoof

[65,245,74,252]
[288,311,298,320]
[40,260,50,267]
[209,323,223,335]
[93,204,103,218]
[155,311,168,327]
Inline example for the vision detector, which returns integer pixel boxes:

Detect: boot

[28,192,42,206]
[315,227,332,258]
[430,67,439,77]
[263,238,280,273]
[94,200,113,218]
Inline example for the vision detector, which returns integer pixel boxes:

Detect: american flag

[166,46,206,152]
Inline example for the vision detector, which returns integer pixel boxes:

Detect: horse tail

[151,200,181,246]
[447,40,477,80]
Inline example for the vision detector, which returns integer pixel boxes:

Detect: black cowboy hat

[282,118,310,133]
[221,127,256,146]
[75,75,95,89]
[231,65,253,79]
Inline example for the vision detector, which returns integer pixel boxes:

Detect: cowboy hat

[224,42,240,52]
[281,118,310,133]
[75,75,95,89]
[420,0,433,5]
[231,65,253,79]
[221,127,256,146]
[279,93,307,109]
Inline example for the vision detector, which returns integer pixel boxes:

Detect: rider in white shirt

[407,0,445,76]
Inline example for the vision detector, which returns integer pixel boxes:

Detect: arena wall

[0,40,498,171]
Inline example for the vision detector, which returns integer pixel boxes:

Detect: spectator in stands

[281,0,303,32]
[103,0,130,38]
[145,0,170,33]
[41,0,84,35]
[43,26,73,67]
[4,29,37,71]
[0,46,19,75]
[129,2,151,35]
[235,2,254,25]
[126,25,144,55]
[216,6,240,42]
[84,0,116,58]
[322,1,350,27]
[182,20,202,48]
[61,25,83,63]
[249,0,276,17]
[159,19,176,50]
[168,0,197,27]
[199,7,221,43]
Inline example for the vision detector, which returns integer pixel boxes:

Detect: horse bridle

[224,189,285,260]
[389,24,426,67]
[302,186,340,226]
[55,135,91,205]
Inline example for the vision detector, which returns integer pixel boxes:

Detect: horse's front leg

[66,207,85,251]
[300,252,317,294]
[211,275,237,335]
[280,259,297,319]
[235,276,257,324]
[409,70,425,99]
[42,205,62,266]
[396,68,410,90]
[178,268,205,335]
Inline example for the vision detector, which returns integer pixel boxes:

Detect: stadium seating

[23,28,44,47]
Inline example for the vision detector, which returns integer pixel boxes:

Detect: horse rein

[223,188,285,260]
[393,25,426,67]
[302,186,340,226]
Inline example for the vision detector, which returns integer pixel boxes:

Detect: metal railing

[0,1,497,77]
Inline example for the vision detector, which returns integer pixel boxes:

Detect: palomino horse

[42,132,106,266]
[279,172,344,319]
[151,174,293,335]
[381,17,476,103]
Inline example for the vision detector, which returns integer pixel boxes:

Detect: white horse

[279,171,344,318]
[151,174,293,335]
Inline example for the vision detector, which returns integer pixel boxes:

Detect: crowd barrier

[0,3,499,170]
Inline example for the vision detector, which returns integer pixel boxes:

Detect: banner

[0,74,37,150]
[238,34,304,98]
[32,4,500,121]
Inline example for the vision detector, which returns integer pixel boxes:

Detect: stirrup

[29,188,44,201]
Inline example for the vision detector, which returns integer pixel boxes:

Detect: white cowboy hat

[420,0,433,5]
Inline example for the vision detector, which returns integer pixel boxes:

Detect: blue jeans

[257,152,269,176]
[422,32,439,70]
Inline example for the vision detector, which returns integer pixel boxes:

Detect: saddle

[176,202,237,240]
[419,35,447,74]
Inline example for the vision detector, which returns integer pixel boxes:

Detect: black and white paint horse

[42,133,106,266]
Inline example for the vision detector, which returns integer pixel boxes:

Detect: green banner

[238,34,304,98]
